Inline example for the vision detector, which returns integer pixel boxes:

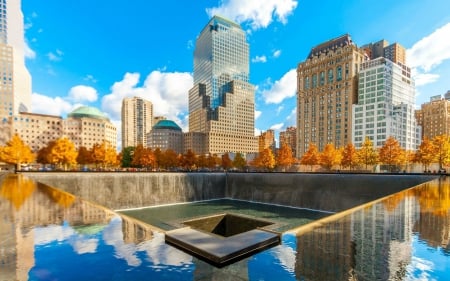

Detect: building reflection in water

[293,178,450,281]
[1,173,449,280]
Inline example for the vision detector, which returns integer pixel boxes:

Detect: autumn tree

[276,143,295,171]
[77,146,93,166]
[221,153,233,170]
[415,138,436,171]
[357,137,378,171]
[180,149,197,170]
[36,141,54,165]
[131,144,155,169]
[432,135,450,169]
[319,143,342,171]
[92,141,117,168]
[162,149,179,170]
[379,136,405,172]
[300,143,319,171]
[232,153,247,170]
[341,143,359,170]
[47,137,78,170]
[0,134,35,172]
[252,148,275,171]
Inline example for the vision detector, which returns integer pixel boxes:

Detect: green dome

[68,106,109,121]
[153,120,182,131]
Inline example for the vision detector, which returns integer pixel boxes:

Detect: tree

[77,146,93,166]
[121,146,135,168]
[91,141,117,168]
[276,143,295,171]
[232,153,247,170]
[131,144,155,169]
[197,154,208,168]
[162,149,178,170]
[0,134,35,172]
[319,143,342,171]
[415,138,436,172]
[47,137,78,170]
[341,143,359,170]
[251,148,275,171]
[357,137,378,171]
[36,141,54,165]
[432,135,450,169]
[379,136,405,172]
[300,143,320,171]
[221,153,233,170]
[181,149,197,170]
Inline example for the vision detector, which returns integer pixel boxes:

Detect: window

[328,69,333,83]
[336,66,342,81]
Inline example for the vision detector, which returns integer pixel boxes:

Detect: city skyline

[22,0,450,148]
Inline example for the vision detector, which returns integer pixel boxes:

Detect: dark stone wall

[226,173,435,212]
[26,172,226,210]
[26,172,436,212]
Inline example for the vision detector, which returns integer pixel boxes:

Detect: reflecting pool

[0,173,449,280]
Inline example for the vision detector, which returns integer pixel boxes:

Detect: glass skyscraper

[188,15,257,155]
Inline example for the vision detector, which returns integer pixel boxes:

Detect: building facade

[188,15,257,155]
[0,0,31,119]
[11,112,63,152]
[279,126,297,156]
[352,57,420,150]
[415,91,450,140]
[64,106,117,150]
[121,96,153,148]
[147,120,183,154]
[258,130,275,152]
[297,34,366,157]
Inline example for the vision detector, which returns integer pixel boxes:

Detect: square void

[165,213,280,267]
[183,213,273,237]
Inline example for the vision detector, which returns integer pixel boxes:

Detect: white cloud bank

[69,85,98,103]
[407,22,450,87]
[206,0,298,30]
[101,71,193,131]
[261,68,296,104]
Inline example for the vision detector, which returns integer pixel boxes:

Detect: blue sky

[22,0,450,148]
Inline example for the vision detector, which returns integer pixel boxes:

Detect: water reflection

[1,174,449,280]
[290,178,450,281]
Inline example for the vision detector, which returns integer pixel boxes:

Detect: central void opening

[183,213,274,237]
[119,199,331,232]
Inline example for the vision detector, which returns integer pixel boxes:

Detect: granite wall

[26,172,435,212]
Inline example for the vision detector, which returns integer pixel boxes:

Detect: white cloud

[276,105,284,115]
[206,0,298,30]
[255,110,262,120]
[261,68,296,104]
[270,122,284,131]
[101,71,193,131]
[252,55,267,63]
[407,22,450,87]
[31,92,75,116]
[254,128,261,136]
[273,49,281,58]
[68,85,98,103]
[47,49,64,61]
[83,74,98,83]
[24,41,36,59]
[284,107,296,127]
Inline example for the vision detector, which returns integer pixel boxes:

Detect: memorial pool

[0,173,448,280]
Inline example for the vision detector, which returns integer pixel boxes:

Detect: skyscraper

[297,34,366,157]
[352,57,420,150]
[415,91,450,140]
[0,0,32,119]
[187,15,257,155]
[121,96,153,148]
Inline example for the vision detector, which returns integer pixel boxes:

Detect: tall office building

[415,91,450,140]
[0,0,32,119]
[361,40,406,65]
[279,126,297,156]
[121,96,153,148]
[297,34,366,157]
[352,57,420,150]
[187,15,257,155]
